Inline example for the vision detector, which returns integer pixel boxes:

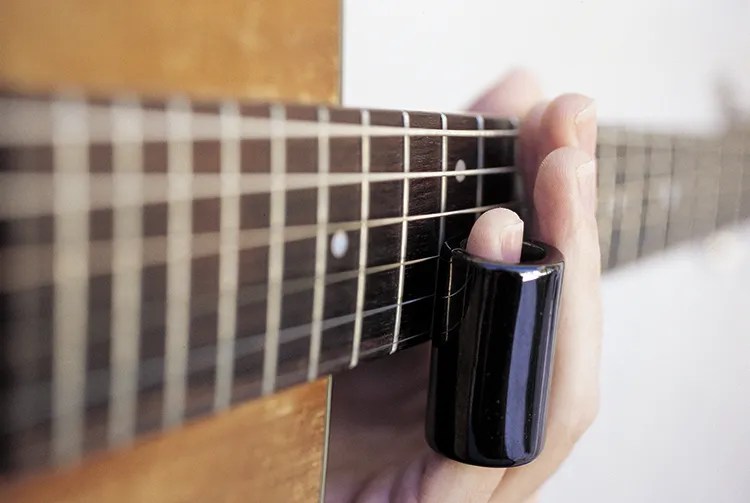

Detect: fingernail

[574,98,597,148]
[574,98,596,125]
[498,220,524,263]
[576,160,597,215]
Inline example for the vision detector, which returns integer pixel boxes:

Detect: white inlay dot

[454,159,466,182]
[330,229,349,258]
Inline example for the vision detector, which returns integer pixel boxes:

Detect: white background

[343,1,750,501]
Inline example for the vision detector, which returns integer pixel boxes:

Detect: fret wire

[711,143,724,231]
[735,142,747,222]
[617,134,646,264]
[308,106,330,381]
[261,104,286,395]
[476,116,485,221]
[607,140,627,267]
[684,141,699,240]
[1,202,519,294]
[664,140,678,245]
[108,98,144,446]
[649,137,673,253]
[596,129,618,270]
[690,140,717,236]
[51,97,89,465]
[391,111,411,354]
[162,97,193,428]
[0,166,515,220]
[350,110,371,368]
[719,139,743,226]
[0,97,518,145]
[213,101,241,411]
[429,114,450,338]
[438,113,449,249]
[636,139,652,257]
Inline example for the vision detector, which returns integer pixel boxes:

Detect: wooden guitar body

[0,1,338,501]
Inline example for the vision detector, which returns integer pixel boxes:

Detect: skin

[326,70,603,503]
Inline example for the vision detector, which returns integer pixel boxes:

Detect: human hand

[326,69,602,503]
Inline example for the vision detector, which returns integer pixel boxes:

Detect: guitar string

[3,142,706,248]
[0,166,516,220]
[8,294,435,432]
[9,322,425,462]
[4,252,442,357]
[0,96,518,146]
[0,202,520,292]
[1,147,742,222]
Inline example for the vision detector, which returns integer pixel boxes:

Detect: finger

[465,207,524,262]
[526,93,596,234]
[491,147,602,502]
[517,100,548,232]
[468,68,543,118]
[537,93,597,161]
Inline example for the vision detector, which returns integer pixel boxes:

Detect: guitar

[1,2,749,502]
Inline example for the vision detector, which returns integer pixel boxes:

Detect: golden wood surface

[0,0,339,103]
[1,380,331,502]
[0,0,339,501]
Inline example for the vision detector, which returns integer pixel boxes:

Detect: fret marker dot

[330,230,349,258]
[455,159,466,182]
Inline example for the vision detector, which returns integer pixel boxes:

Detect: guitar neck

[597,126,750,269]
[1,93,748,474]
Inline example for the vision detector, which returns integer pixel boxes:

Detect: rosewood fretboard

[0,93,748,475]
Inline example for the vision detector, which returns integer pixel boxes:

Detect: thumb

[466,207,524,263]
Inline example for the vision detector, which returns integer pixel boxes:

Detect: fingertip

[465,208,524,263]
[539,93,597,158]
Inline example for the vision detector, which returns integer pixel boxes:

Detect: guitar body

[0,1,339,501]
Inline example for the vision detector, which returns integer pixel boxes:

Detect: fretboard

[1,93,748,475]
